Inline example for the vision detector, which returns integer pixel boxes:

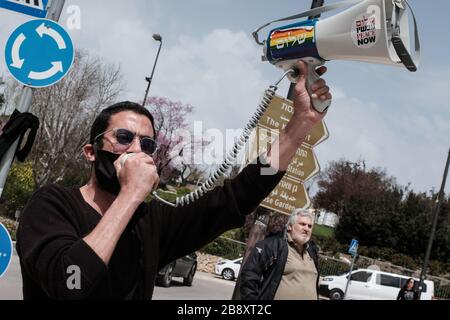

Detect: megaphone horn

[254,0,421,112]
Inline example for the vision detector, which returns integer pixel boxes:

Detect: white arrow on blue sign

[348,239,359,256]
[0,0,48,18]
[0,223,13,279]
[5,19,74,88]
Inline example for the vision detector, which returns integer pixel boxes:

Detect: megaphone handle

[304,58,332,113]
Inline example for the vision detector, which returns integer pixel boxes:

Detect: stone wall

[197,252,222,274]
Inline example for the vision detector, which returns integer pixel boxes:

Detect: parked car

[215,257,242,281]
[156,253,197,287]
[319,268,435,300]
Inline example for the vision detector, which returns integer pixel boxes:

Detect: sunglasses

[94,128,158,156]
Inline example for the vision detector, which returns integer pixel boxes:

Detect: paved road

[0,255,329,300]
[154,273,235,300]
[0,254,22,300]
[0,251,236,300]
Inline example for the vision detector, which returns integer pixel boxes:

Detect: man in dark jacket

[16,61,331,300]
[240,209,320,300]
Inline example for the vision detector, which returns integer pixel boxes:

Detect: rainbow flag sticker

[269,26,315,49]
[266,20,320,63]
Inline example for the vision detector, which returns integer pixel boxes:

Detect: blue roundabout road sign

[5,19,74,88]
[0,223,13,279]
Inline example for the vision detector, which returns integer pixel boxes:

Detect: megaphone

[253,0,420,112]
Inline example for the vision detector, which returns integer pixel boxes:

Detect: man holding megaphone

[16,61,331,300]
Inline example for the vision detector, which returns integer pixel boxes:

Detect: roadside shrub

[429,260,448,277]
[390,253,418,270]
[313,234,342,254]
[358,245,370,257]
[0,216,18,241]
[367,246,397,261]
[200,230,245,260]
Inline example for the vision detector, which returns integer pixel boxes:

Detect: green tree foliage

[314,160,397,218]
[1,162,36,219]
[314,159,450,265]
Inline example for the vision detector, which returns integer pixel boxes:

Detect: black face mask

[94,149,121,195]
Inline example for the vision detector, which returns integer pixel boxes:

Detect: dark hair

[402,278,415,290]
[89,101,156,148]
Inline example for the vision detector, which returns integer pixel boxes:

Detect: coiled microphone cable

[153,69,297,207]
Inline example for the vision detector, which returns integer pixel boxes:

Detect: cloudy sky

[0,0,449,194]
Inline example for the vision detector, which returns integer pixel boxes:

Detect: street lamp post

[142,34,163,107]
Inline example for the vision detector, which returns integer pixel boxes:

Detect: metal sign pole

[343,253,357,300]
[46,0,65,21]
[418,148,450,299]
[0,0,66,197]
[343,239,358,300]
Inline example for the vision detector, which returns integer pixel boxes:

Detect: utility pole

[231,0,326,300]
[418,148,450,299]
[0,0,66,198]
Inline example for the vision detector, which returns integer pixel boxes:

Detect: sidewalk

[0,255,22,300]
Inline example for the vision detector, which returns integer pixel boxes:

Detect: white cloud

[315,84,450,194]
[152,28,268,132]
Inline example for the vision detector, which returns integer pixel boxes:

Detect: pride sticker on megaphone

[0,223,13,279]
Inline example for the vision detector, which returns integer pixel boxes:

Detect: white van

[319,269,434,300]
